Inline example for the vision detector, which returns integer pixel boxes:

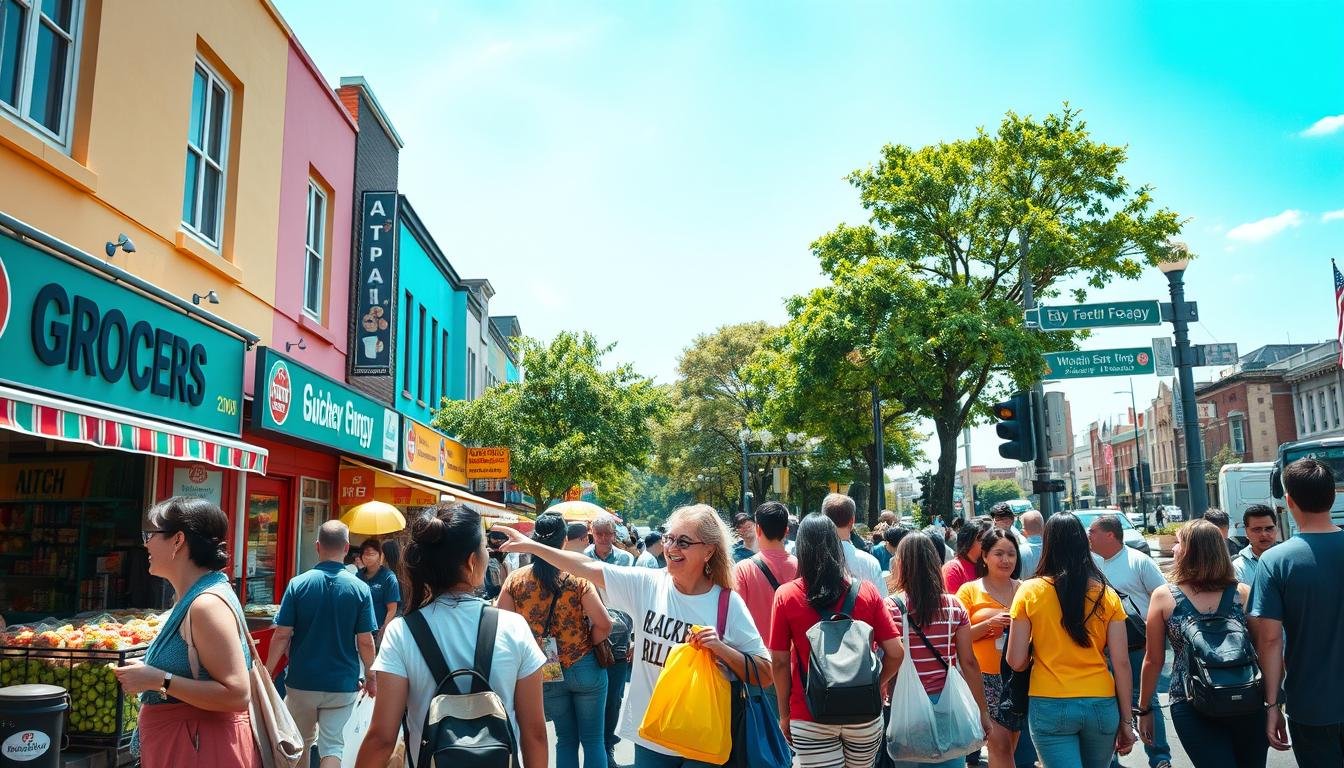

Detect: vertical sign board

[352,192,398,376]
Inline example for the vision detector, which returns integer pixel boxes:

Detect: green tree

[805,106,1182,521]
[434,332,667,515]
[975,478,1024,510]
[1206,444,1242,504]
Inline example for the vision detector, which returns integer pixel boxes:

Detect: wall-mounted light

[104,233,135,258]
[285,338,307,353]
[192,290,220,306]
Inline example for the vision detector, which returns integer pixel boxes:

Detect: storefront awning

[340,457,517,521]
[0,385,268,474]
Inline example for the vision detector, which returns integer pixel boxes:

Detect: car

[1159,505,1184,522]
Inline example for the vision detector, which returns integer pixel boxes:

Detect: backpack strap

[716,586,731,636]
[1214,584,1238,617]
[752,554,782,590]
[473,604,499,692]
[839,579,860,617]
[406,610,453,692]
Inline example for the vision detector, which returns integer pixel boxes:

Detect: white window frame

[302,181,327,320]
[0,0,83,148]
[295,477,331,573]
[1230,417,1245,454]
[181,58,230,248]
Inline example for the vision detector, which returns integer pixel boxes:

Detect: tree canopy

[975,478,1025,511]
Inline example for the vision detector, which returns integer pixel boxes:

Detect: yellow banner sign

[401,418,467,486]
[0,462,91,499]
[467,447,511,479]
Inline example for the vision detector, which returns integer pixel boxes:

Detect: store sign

[339,465,436,508]
[401,417,467,486]
[338,466,374,505]
[0,236,246,435]
[351,192,398,377]
[252,347,400,463]
[0,462,91,499]
[467,447,510,479]
[172,463,223,506]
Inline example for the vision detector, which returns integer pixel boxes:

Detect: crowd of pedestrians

[114,455,1344,768]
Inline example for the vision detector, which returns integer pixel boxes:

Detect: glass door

[244,478,289,605]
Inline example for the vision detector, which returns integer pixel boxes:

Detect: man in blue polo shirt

[356,538,401,639]
[266,520,377,768]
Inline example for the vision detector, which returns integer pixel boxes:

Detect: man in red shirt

[733,501,798,642]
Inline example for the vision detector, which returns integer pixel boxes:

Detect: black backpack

[404,605,517,768]
[800,580,882,724]
[1176,585,1264,718]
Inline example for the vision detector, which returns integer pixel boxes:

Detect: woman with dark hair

[498,514,613,768]
[1136,521,1265,768]
[888,534,992,767]
[944,517,991,593]
[955,528,1023,767]
[769,515,902,768]
[112,496,260,767]
[354,504,548,768]
[1005,513,1134,767]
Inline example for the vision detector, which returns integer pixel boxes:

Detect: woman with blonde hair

[498,504,771,768]
[1136,520,1265,768]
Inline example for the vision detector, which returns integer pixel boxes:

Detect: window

[1230,417,1245,454]
[296,478,331,573]
[1333,386,1341,429]
[467,349,477,400]
[402,290,414,394]
[182,59,230,246]
[1309,393,1318,433]
[429,318,439,408]
[0,0,82,144]
[1320,391,1331,433]
[302,181,326,319]
[1299,394,1308,433]
[441,331,450,404]
[417,306,426,402]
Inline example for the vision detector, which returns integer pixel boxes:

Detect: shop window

[296,477,331,574]
[402,290,414,395]
[1230,417,1245,454]
[182,59,231,247]
[303,180,327,320]
[0,0,82,146]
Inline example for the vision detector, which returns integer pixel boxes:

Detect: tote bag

[885,600,984,763]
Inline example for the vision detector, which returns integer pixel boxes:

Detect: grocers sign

[0,235,245,435]
[351,192,398,376]
[252,347,399,463]
[401,416,468,487]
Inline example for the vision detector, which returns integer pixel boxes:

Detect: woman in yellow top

[1005,513,1135,768]
[956,527,1023,768]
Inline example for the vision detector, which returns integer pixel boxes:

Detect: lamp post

[739,428,752,514]
[1159,245,1209,519]
[1116,379,1150,530]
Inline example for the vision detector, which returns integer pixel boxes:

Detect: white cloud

[1302,115,1344,137]
[1323,209,1344,223]
[1226,210,1304,242]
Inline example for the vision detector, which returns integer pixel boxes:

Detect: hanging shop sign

[466,447,510,479]
[253,347,400,463]
[338,465,437,508]
[171,462,224,507]
[351,192,399,377]
[401,417,467,487]
[0,461,92,500]
[0,235,246,435]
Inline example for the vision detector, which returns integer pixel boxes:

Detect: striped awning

[0,384,267,474]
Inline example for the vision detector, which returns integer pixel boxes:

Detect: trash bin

[0,684,67,767]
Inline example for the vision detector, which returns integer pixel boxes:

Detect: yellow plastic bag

[637,640,732,763]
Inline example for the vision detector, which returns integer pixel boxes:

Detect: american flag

[1335,260,1344,367]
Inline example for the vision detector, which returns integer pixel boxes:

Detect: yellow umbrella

[545,500,609,523]
[341,500,407,535]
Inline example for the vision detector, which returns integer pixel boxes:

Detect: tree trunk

[932,421,960,525]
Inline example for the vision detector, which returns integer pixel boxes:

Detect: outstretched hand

[494,526,535,553]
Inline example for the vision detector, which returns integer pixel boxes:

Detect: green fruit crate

[0,644,146,750]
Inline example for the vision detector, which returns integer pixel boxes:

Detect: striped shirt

[887,593,968,695]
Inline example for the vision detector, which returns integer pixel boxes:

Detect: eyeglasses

[142,529,166,545]
[664,535,706,550]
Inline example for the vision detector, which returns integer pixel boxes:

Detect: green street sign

[1033,300,1161,330]
[1043,347,1154,380]
[252,347,400,463]
[0,234,246,435]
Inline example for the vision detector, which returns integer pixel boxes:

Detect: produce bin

[0,646,145,751]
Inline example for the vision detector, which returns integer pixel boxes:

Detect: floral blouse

[502,565,598,668]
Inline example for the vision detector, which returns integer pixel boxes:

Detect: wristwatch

[159,671,174,697]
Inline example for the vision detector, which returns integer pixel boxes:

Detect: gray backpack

[800,580,882,724]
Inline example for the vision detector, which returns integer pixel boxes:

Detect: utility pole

[871,382,885,523]
[962,426,974,517]
[1021,233,1056,517]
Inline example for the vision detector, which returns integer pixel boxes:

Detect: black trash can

[0,684,67,767]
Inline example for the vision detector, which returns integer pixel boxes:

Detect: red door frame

[242,475,294,605]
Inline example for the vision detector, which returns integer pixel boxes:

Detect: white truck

[1270,438,1344,536]
[1218,462,1275,542]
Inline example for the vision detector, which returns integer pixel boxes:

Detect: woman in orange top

[956,527,1023,768]
[499,513,613,768]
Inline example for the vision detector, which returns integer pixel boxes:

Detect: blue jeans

[1028,696,1119,768]
[605,658,631,758]
[633,744,719,768]
[545,651,609,768]
[1110,648,1168,768]
[1169,700,1267,768]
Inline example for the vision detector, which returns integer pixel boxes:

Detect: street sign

[1033,300,1161,331]
[1196,343,1239,367]
[1152,337,1175,377]
[1033,479,1066,493]
[1042,347,1155,380]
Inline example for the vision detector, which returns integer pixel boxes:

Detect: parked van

[1219,462,1275,541]
[1270,438,1344,536]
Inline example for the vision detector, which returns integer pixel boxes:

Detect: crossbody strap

[752,554,781,590]
[542,578,567,637]
[896,596,950,672]
[716,586,731,636]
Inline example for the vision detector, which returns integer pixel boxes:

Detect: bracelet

[1133,706,1151,717]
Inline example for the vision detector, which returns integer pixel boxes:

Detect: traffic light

[994,392,1037,462]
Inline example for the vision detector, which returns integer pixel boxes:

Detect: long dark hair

[895,534,945,629]
[403,504,483,611]
[530,513,568,595]
[797,514,848,614]
[978,527,1021,579]
[1036,512,1110,646]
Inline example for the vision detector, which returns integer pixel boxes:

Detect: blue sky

[275,0,1344,476]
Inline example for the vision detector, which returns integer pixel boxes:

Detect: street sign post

[1030,300,1162,331]
[1042,347,1155,380]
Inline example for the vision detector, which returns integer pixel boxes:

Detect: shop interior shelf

[0,643,147,750]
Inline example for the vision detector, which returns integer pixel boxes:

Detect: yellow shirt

[956,580,1014,675]
[1009,577,1124,699]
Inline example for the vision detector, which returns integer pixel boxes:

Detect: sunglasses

[664,535,706,550]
